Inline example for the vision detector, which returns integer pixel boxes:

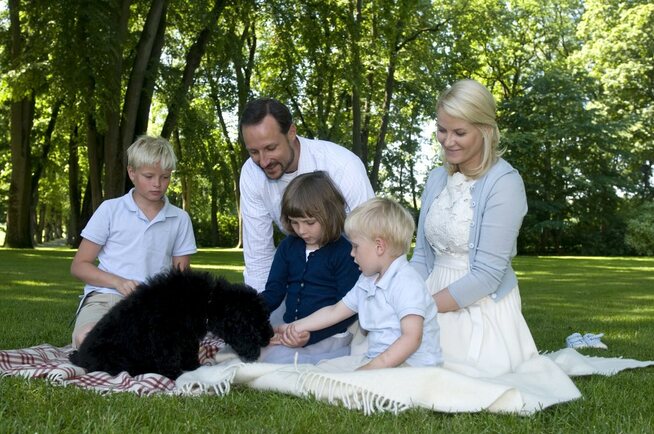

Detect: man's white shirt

[239,135,374,292]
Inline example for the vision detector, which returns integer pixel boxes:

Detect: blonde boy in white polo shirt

[70,136,197,348]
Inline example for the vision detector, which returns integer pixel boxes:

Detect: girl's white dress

[424,172,538,377]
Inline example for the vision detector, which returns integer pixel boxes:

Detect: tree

[625,202,654,255]
[5,0,42,247]
[2,0,650,254]
[176,0,257,246]
[256,0,450,192]
[160,0,228,139]
[575,0,654,199]
[501,69,626,254]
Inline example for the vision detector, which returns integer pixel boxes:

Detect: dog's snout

[241,348,261,362]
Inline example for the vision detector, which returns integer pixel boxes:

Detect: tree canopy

[1,0,652,255]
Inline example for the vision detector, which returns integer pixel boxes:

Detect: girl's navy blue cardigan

[261,234,360,345]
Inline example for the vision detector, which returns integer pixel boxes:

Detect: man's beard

[263,141,295,180]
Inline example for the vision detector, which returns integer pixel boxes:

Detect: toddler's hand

[281,323,310,348]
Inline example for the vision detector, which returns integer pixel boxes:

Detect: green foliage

[193,212,239,248]
[2,0,653,255]
[501,68,627,254]
[625,202,654,255]
[574,0,654,198]
[1,249,653,432]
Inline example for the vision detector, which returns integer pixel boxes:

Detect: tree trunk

[5,94,35,248]
[5,0,35,248]
[370,53,397,192]
[68,126,82,247]
[349,0,364,162]
[102,0,131,199]
[78,179,94,248]
[30,99,62,245]
[172,129,191,212]
[161,0,227,139]
[134,4,168,137]
[210,178,219,246]
[409,152,418,211]
[211,14,257,248]
[120,0,168,162]
[7,97,36,248]
[86,113,104,210]
[360,72,374,169]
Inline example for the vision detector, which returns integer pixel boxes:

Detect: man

[239,98,374,296]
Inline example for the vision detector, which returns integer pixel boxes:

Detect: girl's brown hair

[281,171,346,245]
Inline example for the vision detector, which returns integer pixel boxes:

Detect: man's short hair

[345,197,415,257]
[126,136,177,171]
[239,98,293,135]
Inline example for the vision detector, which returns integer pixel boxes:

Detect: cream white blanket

[175,347,654,415]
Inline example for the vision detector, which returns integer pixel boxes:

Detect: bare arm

[269,323,310,347]
[172,255,191,271]
[433,288,460,313]
[286,301,356,337]
[358,314,423,370]
[70,239,139,296]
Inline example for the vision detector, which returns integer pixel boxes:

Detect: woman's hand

[434,288,461,313]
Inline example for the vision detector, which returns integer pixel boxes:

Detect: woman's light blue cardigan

[410,158,528,308]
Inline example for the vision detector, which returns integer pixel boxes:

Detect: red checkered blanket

[0,336,225,395]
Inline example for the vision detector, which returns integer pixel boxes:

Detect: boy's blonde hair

[281,171,346,245]
[344,197,415,257]
[126,136,177,171]
[437,79,503,178]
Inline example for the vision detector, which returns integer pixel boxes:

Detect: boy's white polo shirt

[80,189,196,297]
[342,255,442,367]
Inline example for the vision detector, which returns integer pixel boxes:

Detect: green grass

[1,249,653,433]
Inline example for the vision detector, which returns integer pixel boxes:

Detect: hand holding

[280,323,310,348]
[269,324,289,345]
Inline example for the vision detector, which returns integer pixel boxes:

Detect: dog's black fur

[69,268,273,379]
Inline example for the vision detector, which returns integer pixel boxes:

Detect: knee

[72,323,95,349]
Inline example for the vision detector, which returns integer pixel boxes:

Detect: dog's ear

[207,282,273,361]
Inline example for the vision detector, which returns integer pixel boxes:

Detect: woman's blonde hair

[126,136,177,171]
[281,171,346,245]
[437,79,503,178]
[344,197,415,257]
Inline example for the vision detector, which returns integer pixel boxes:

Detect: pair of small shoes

[565,332,608,349]
[566,332,587,349]
[582,333,608,349]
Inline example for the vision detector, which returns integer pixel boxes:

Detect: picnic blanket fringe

[176,377,232,396]
[297,371,408,415]
[175,367,237,396]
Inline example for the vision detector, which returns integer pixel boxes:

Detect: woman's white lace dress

[424,172,538,377]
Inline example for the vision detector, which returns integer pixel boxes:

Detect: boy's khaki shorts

[72,292,123,342]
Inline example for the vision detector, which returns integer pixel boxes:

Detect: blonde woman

[411,79,535,376]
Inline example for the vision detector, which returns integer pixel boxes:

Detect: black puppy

[69,268,273,379]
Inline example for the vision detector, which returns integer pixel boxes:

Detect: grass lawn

[1,248,653,433]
